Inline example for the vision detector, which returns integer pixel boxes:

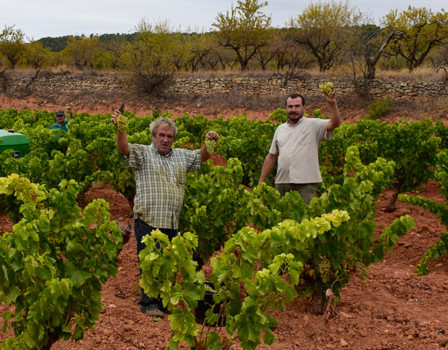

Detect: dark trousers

[134,218,178,308]
[274,183,317,204]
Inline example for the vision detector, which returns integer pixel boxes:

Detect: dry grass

[174,66,445,82]
[375,67,446,82]
[7,64,446,82]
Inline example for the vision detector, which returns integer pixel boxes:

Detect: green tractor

[0,129,30,159]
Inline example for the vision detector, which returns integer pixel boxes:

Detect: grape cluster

[355,261,370,281]
[319,82,335,97]
[318,258,332,283]
[114,114,128,132]
[205,139,216,154]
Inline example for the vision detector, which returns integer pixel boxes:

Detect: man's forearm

[259,153,278,183]
[327,100,341,131]
[200,144,211,162]
[117,131,130,156]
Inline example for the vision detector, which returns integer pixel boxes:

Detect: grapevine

[319,81,335,97]
[0,175,122,349]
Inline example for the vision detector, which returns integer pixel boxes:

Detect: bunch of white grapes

[205,138,216,154]
[319,82,335,97]
[114,114,128,132]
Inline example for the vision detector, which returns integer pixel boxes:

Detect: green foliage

[25,42,50,69]
[212,0,272,71]
[319,117,440,210]
[141,211,349,349]
[212,116,277,186]
[399,150,448,274]
[289,0,365,72]
[64,35,101,70]
[124,19,177,94]
[140,146,415,348]
[0,25,27,68]
[277,146,414,299]
[0,174,122,349]
[4,5,448,72]
[268,108,287,123]
[434,119,448,149]
[381,55,407,70]
[382,6,448,71]
[180,158,248,266]
[38,33,137,53]
[0,107,430,349]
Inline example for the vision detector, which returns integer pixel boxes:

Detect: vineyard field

[1,181,446,349]
[1,94,448,349]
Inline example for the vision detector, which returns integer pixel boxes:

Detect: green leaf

[69,269,91,287]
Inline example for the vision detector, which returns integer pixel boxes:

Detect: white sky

[0,0,446,41]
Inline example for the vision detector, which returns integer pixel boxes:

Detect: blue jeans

[134,218,178,308]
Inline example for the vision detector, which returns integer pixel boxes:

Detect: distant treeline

[38,33,138,52]
[1,0,447,90]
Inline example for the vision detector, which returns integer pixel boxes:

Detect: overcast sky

[1,0,446,41]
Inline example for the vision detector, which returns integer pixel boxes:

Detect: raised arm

[111,109,130,156]
[66,106,74,120]
[258,152,278,184]
[324,93,341,131]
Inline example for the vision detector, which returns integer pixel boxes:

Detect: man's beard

[288,112,303,122]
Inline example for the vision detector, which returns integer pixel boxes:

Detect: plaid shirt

[125,143,202,229]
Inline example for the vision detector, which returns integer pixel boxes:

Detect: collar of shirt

[286,117,303,128]
[150,143,173,158]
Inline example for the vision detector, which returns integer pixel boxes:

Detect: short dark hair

[56,110,64,116]
[286,93,306,106]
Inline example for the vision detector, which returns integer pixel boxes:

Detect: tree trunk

[306,290,325,315]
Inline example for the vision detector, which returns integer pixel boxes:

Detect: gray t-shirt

[269,117,331,184]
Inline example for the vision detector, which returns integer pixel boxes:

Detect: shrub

[367,96,394,119]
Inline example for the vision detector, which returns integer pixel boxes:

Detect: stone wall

[171,76,448,100]
[2,71,447,101]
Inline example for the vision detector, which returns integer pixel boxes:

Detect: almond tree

[289,0,364,72]
[212,0,272,71]
[382,6,448,72]
[64,35,101,70]
[346,24,402,96]
[123,19,176,95]
[26,41,50,69]
[0,25,26,68]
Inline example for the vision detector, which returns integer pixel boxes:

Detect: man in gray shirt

[258,90,340,203]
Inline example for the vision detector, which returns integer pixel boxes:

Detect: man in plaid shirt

[112,113,219,317]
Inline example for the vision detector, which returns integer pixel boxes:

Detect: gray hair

[150,118,177,138]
